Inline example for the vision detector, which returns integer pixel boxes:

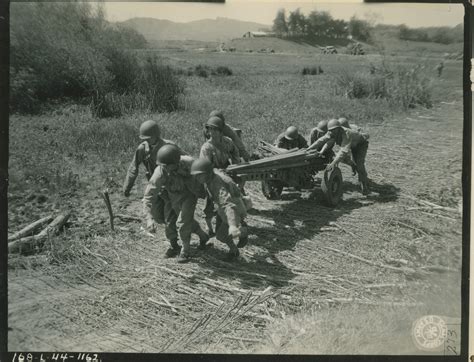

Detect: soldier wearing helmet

[338,117,364,133]
[207,110,250,162]
[191,158,251,261]
[143,144,209,262]
[274,126,308,150]
[308,118,370,195]
[123,120,185,197]
[309,120,329,145]
[200,116,242,236]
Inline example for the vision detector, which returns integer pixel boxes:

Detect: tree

[331,19,349,39]
[348,16,373,43]
[288,8,306,37]
[307,11,332,37]
[272,9,288,37]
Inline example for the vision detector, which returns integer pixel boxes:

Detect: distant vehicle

[320,46,338,54]
[347,42,365,55]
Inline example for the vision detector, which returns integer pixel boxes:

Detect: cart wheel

[321,167,343,206]
[261,180,283,200]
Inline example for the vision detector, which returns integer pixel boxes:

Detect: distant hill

[120,17,270,42]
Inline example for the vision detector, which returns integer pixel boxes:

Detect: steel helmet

[284,126,299,140]
[209,110,225,123]
[315,120,329,133]
[327,118,341,131]
[206,116,225,132]
[338,117,350,128]
[156,144,181,165]
[139,120,160,140]
[190,158,213,175]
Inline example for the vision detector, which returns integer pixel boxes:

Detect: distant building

[243,31,276,38]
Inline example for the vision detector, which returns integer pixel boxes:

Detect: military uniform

[205,169,249,257]
[204,123,249,162]
[274,133,308,150]
[123,139,182,223]
[143,156,207,257]
[312,127,370,190]
[200,136,241,225]
[200,136,241,169]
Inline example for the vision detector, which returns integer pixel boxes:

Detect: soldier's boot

[237,221,249,248]
[165,240,181,258]
[351,164,358,176]
[361,180,370,195]
[205,217,215,237]
[177,240,192,263]
[223,240,240,262]
[197,235,211,251]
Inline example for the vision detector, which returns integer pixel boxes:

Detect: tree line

[272,8,462,46]
[272,8,373,43]
[398,24,463,44]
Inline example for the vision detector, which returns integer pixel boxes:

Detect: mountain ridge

[120,17,271,42]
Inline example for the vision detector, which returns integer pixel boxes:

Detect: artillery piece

[226,141,343,206]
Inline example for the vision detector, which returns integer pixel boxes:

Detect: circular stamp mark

[412,315,448,351]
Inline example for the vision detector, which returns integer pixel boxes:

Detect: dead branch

[320,226,339,232]
[327,298,423,307]
[115,213,141,222]
[99,189,114,231]
[159,294,179,314]
[385,257,409,266]
[148,297,180,314]
[8,215,54,241]
[390,220,429,236]
[420,211,457,222]
[222,335,262,343]
[420,265,460,273]
[363,283,408,289]
[328,221,357,238]
[403,194,458,213]
[8,213,71,254]
[322,246,418,275]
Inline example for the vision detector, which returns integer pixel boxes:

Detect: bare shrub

[302,66,323,75]
[333,62,432,109]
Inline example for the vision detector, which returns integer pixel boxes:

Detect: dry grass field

[8,45,464,354]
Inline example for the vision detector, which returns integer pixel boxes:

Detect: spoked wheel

[321,167,343,206]
[261,180,283,200]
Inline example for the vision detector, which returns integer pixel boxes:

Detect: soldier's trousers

[151,192,167,224]
[169,193,206,254]
[352,140,369,185]
[203,194,216,221]
[215,214,239,253]
[161,193,179,244]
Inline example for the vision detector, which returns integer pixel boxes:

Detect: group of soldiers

[273,117,370,195]
[122,111,370,263]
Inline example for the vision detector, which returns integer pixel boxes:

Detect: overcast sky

[104,1,464,28]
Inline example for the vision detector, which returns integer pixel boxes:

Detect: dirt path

[8,99,463,352]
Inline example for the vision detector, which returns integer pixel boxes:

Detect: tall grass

[333,62,432,109]
[10,2,183,117]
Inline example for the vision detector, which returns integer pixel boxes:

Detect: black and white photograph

[5,0,468,357]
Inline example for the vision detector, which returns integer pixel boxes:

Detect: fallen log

[8,215,54,242]
[8,213,71,254]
